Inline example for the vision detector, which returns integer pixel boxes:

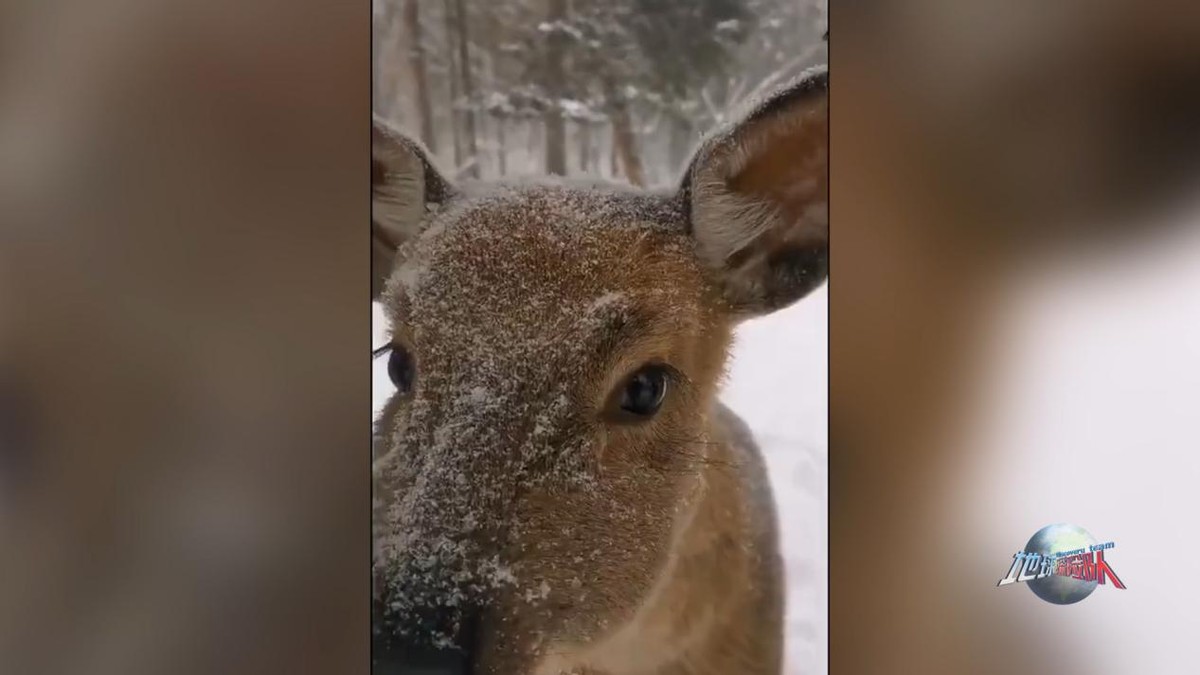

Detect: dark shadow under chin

[372,598,481,675]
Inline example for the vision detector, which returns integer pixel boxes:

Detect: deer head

[371,69,826,674]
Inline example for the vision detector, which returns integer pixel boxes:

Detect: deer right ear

[681,69,828,318]
[372,117,453,300]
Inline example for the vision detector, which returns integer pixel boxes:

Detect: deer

[370,69,827,675]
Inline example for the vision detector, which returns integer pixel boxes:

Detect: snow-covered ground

[372,285,829,674]
[721,287,827,674]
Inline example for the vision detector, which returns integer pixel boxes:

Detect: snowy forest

[373,0,827,187]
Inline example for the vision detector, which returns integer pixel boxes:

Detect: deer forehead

[382,187,713,357]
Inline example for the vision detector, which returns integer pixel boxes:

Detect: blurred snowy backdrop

[373,0,827,187]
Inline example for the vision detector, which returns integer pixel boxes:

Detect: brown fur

[372,71,827,674]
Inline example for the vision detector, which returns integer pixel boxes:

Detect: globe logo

[997,523,1126,605]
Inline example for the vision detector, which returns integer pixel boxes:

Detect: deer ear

[372,116,453,300]
[682,69,828,317]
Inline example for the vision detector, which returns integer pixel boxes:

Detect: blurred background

[372,0,826,186]
[1,0,369,673]
[832,2,1200,673]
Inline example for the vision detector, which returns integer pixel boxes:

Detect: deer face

[371,70,826,674]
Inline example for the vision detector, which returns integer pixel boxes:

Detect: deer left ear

[682,69,828,317]
[372,116,454,300]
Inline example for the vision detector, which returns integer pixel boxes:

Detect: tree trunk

[375,2,403,121]
[538,119,547,173]
[480,2,506,179]
[495,113,507,176]
[609,123,619,179]
[605,80,645,187]
[402,0,437,152]
[595,126,603,174]
[442,0,462,168]
[589,122,601,174]
[453,0,478,178]
[578,121,590,173]
[668,111,694,179]
[542,0,568,176]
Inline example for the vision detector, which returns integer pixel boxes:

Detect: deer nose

[372,605,480,675]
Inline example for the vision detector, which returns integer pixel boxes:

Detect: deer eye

[617,365,669,418]
[386,345,416,393]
